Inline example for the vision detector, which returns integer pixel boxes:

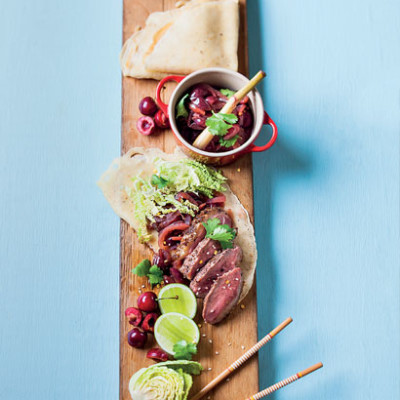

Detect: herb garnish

[173,340,197,360]
[203,218,236,249]
[205,111,239,147]
[219,135,239,148]
[220,88,236,98]
[151,174,169,189]
[132,259,164,285]
[176,93,189,119]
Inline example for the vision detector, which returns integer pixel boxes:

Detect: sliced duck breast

[172,207,232,261]
[202,267,243,325]
[190,246,243,298]
[180,238,221,279]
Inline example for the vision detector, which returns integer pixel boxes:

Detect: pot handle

[156,75,185,117]
[244,111,278,153]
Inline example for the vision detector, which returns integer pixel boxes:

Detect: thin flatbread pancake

[120,0,239,80]
[98,147,257,302]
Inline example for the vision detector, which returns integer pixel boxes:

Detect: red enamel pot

[156,67,277,166]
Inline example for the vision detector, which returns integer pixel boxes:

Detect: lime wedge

[158,284,197,319]
[154,312,200,355]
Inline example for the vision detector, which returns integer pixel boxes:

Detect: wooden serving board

[120,1,258,399]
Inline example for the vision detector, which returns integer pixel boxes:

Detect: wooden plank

[120,1,258,399]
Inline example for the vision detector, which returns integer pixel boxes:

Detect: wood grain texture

[120,1,258,399]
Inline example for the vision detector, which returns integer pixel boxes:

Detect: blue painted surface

[0,1,398,399]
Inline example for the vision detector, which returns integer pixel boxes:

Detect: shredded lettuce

[125,159,226,242]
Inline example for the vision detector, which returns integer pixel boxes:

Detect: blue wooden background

[0,1,398,399]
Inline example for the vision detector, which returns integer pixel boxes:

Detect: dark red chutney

[175,83,254,152]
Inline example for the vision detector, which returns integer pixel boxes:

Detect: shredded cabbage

[126,159,227,242]
[128,361,202,400]
[155,159,226,198]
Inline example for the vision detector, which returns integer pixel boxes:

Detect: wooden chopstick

[244,362,323,399]
[190,317,293,400]
[192,70,266,150]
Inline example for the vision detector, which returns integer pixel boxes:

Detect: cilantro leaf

[219,134,239,148]
[148,265,163,285]
[205,111,238,137]
[203,218,221,235]
[218,112,238,124]
[132,260,163,285]
[220,88,236,98]
[132,259,151,276]
[203,218,236,249]
[151,174,169,189]
[173,340,197,360]
[176,93,189,119]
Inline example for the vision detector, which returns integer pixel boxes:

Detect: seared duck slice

[190,246,242,298]
[180,238,221,279]
[202,267,243,324]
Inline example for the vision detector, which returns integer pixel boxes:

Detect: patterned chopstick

[244,362,323,400]
[190,317,293,400]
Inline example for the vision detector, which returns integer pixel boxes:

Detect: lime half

[158,284,197,319]
[154,312,200,355]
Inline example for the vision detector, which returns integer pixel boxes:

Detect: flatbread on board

[120,0,239,80]
[98,147,257,302]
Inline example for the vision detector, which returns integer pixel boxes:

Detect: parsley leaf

[147,265,163,285]
[203,218,236,249]
[220,88,236,98]
[176,93,189,119]
[205,111,238,137]
[219,134,239,148]
[151,174,169,189]
[173,340,197,360]
[132,259,151,276]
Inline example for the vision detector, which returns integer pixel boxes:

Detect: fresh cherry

[146,348,169,362]
[141,313,159,333]
[137,291,158,312]
[127,328,147,348]
[125,307,143,326]
[139,96,158,116]
[154,109,170,129]
[137,116,155,136]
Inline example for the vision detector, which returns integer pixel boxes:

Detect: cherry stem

[157,295,179,301]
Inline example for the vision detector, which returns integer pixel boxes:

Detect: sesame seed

[237,168,241,172]
[141,284,145,288]
[198,323,202,328]
[208,367,212,371]
[138,289,142,294]
[202,333,206,337]
[240,304,245,309]
[226,378,230,382]
[241,345,245,350]
[225,280,230,284]
[215,351,219,355]
[209,339,213,344]
[199,260,203,264]
[214,250,218,255]
[228,342,232,346]
[156,284,160,289]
